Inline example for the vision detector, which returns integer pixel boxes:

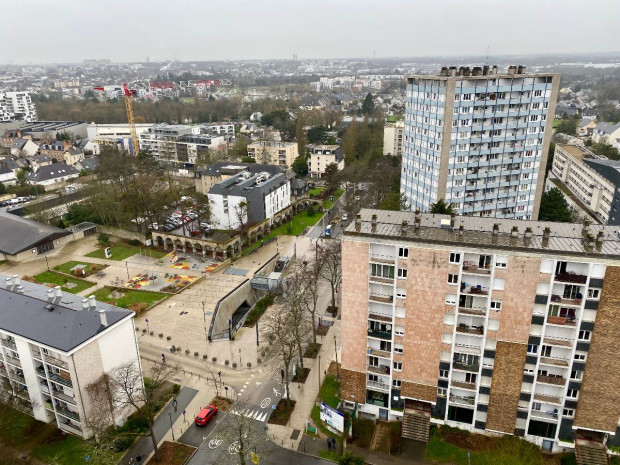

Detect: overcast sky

[2,0,618,64]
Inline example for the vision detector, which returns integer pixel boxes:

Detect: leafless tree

[234,200,249,240]
[320,240,342,309]
[280,265,313,369]
[109,361,179,454]
[83,373,117,440]
[203,360,221,398]
[264,310,297,409]
[296,250,325,346]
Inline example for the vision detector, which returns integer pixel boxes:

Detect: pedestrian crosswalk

[230,406,269,422]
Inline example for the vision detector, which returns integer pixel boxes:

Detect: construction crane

[93,84,139,155]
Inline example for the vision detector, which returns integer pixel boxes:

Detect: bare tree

[83,374,117,440]
[280,266,313,369]
[203,360,221,398]
[234,200,249,240]
[320,240,342,309]
[264,311,297,409]
[109,361,179,454]
[297,250,325,346]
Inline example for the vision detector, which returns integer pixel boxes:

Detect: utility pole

[256,318,259,347]
[125,261,130,280]
[318,355,321,397]
[334,335,340,379]
[201,301,207,342]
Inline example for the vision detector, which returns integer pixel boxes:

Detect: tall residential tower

[401,65,559,220]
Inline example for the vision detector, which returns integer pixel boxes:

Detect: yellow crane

[93,83,139,155]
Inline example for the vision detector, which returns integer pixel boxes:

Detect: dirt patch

[210,396,233,412]
[441,426,497,451]
[327,361,340,376]
[304,343,321,359]
[147,441,196,464]
[268,399,296,426]
[292,367,311,384]
[316,325,330,336]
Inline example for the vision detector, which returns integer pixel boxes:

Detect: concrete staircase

[370,421,391,453]
[402,409,430,442]
[575,438,609,465]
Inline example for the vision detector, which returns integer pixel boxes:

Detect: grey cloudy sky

[1,0,618,64]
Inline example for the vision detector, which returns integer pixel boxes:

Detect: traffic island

[268,399,296,426]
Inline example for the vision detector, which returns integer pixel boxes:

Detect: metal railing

[367,380,390,392]
[367,329,392,340]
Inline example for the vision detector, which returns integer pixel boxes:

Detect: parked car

[194,405,217,426]
[200,222,212,229]
[189,230,201,237]
[342,213,348,221]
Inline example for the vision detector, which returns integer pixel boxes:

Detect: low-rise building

[26,164,80,191]
[63,148,85,167]
[207,166,291,229]
[10,139,39,157]
[25,155,52,171]
[383,121,404,156]
[0,158,20,185]
[341,208,620,456]
[139,124,198,164]
[592,122,620,145]
[577,119,597,137]
[307,144,345,178]
[199,122,235,136]
[176,134,226,166]
[0,275,142,438]
[247,141,298,167]
[550,144,620,225]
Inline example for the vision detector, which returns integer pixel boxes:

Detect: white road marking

[260,397,271,408]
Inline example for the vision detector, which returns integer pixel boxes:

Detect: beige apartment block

[247,141,298,167]
[341,208,620,458]
[383,121,404,156]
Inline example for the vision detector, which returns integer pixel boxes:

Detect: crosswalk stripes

[230,406,268,422]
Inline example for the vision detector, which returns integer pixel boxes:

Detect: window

[437,388,447,398]
[397,268,408,278]
[394,345,404,354]
[533,90,543,97]
[393,379,402,388]
[587,289,600,299]
[450,252,461,263]
[490,300,502,311]
[578,330,591,341]
[393,361,403,371]
[398,247,409,258]
[563,408,575,418]
[439,369,449,379]
[529,115,539,122]
[495,256,507,268]
[527,344,538,354]
[448,274,458,284]
[532,402,542,411]
[570,370,583,381]
[465,373,477,384]
[574,353,586,361]
[371,264,395,279]
[462,93,472,101]
[567,389,578,399]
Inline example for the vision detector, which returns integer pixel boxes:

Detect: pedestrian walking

[172,396,178,411]
[129,458,134,465]
[136,454,142,464]
[161,353,166,364]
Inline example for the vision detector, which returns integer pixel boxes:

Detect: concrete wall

[209,194,247,230]
[209,279,256,340]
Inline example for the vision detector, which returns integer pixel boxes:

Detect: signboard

[104,247,112,259]
[320,402,344,433]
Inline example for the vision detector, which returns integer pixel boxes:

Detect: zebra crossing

[230,405,269,423]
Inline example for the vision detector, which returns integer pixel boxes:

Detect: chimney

[12,275,20,286]
[517,65,526,74]
[586,233,596,248]
[483,65,490,76]
[81,299,89,311]
[582,219,590,237]
[524,227,533,239]
[596,230,604,246]
[47,289,55,302]
[450,213,456,228]
[492,223,499,236]
[542,226,551,246]
[492,65,498,75]
[88,295,96,310]
[355,213,361,232]
[507,66,517,75]
[54,285,62,298]
[440,67,449,77]
[458,224,464,236]
[449,67,457,77]
[463,67,471,77]
[5,277,12,289]
[98,309,108,327]
[472,67,482,76]
[16,285,24,294]
[401,220,408,235]
[415,209,421,222]
[371,214,377,233]
[458,66,464,76]
[511,226,519,237]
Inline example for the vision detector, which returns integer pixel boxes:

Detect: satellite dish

[386,324,392,331]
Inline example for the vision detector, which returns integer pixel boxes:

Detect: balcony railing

[368,313,392,323]
[367,380,390,392]
[462,263,491,275]
[367,348,391,359]
[456,324,484,335]
[44,355,69,370]
[370,254,396,264]
[59,421,82,434]
[550,294,582,306]
[546,316,576,327]
[533,393,562,405]
[8,372,25,384]
[539,357,569,367]
[454,343,482,354]
[543,337,574,348]
[52,390,77,405]
[3,355,21,368]
[56,407,80,422]
[44,401,54,411]
[36,367,46,377]
[48,372,73,389]
[367,329,392,340]
[369,275,394,284]
[458,307,486,316]
[449,395,475,406]
[554,272,587,284]
[452,361,479,372]
[369,294,394,304]
[536,374,566,386]
[367,365,390,375]
[1,339,17,351]
[451,380,477,391]
[530,409,559,421]
[461,286,489,296]
[32,350,42,361]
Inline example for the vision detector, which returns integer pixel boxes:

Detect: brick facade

[340,369,366,404]
[401,381,437,403]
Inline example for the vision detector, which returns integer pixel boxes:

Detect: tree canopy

[539,187,573,222]
[361,93,375,115]
[292,155,308,177]
[430,199,455,214]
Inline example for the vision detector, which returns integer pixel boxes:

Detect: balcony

[543,336,574,348]
[36,367,47,377]
[370,254,396,265]
[56,407,80,422]
[530,409,559,421]
[368,312,392,323]
[44,400,54,411]
[550,294,582,306]
[458,307,486,316]
[59,421,82,434]
[367,365,390,376]
[533,393,562,405]
[3,355,21,368]
[452,361,479,372]
[462,263,491,275]
[368,329,392,340]
[367,380,390,392]
[539,357,569,367]
[44,355,69,370]
[40,383,50,394]
[367,348,391,359]
[52,390,76,405]
[32,350,42,361]
[369,294,393,304]
[1,339,17,351]
[546,316,576,327]
[449,394,475,406]
[461,285,489,296]
[48,372,73,389]
[8,372,25,384]
[454,342,482,355]
[537,374,566,386]
[555,272,587,285]
[451,380,476,391]
[456,324,484,335]
[369,275,394,285]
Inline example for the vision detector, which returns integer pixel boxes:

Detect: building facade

[0,92,37,122]
[341,209,620,458]
[176,134,225,166]
[0,276,142,439]
[247,141,299,168]
[383,121,404,156]
[550,144,620,225]
[401,65,560,220]
[139,124,197,163]
[307,144,345,178]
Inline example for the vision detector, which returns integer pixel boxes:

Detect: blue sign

[85,456,90,462]
[272,405,276,409]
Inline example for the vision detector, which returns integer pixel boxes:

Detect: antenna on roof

[485,45,490,66]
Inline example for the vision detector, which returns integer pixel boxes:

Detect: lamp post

[44,255,50,271]
[167,410,175,441]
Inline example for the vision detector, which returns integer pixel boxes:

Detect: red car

[189,230,201,237]
[195,405,217,426]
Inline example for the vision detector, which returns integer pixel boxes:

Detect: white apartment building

[401,65,560,220]
[0,92,38,122]
[550,144,620,225]
[88,123,154,155]
[176,134,225,166]
[0,276,142,439]
[139,124,198,163]
[199,122,235,136]
[307,144,345,178]
[383,121,404,156]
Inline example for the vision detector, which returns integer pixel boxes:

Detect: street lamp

[167,410,175,441]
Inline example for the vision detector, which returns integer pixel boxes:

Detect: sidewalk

[120,386,198,465]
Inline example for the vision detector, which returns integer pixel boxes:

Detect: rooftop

[196,162,285,178]
[0,210,70,255]
[344,209,620,260]
[0,275,132,353]
[407,65,557,80]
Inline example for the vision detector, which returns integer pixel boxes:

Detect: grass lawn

[53,260,108,277]
[319,450,342,461]
[319,374,340,408]
[0,404,45,446]
[93,286,168,309]
[308,188,344,209]
[31,433,123,465]
[426,432,470,464]
[86,243,167,261]
[33,271,95,294]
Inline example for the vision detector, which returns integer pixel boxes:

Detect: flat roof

[558,144,587,163]
[0,276,132,353]
[344,209,620,260]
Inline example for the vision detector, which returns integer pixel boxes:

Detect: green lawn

[0,404,45,446]
[53,260,107,276]
[308,188,344,209]
[33,271,95,294]
[319,374,340,408]
[32,434,123,465]
[426,432,470,464]
[93,286,168,309]
[86,243,167,261]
